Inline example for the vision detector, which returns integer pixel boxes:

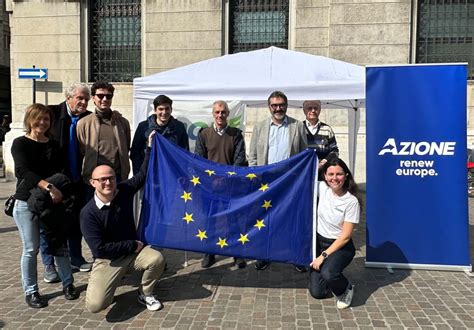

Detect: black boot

[201,254,216,268]
[25,292,48,308]
[63,284,80,300]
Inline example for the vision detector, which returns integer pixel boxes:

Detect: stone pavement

[0,179,473,329]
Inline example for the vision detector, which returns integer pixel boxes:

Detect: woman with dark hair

[12,103,79,308]
[309,157,360,309]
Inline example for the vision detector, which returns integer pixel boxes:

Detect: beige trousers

[85,246,165,313]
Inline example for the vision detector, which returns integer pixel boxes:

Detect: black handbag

[4,195,15,217]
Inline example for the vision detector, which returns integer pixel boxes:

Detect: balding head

[90,165,117,202]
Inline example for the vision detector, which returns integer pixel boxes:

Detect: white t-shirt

[317,181,360,239]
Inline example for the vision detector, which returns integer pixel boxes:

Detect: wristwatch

[45,183,53,192]
[321,251,329,259]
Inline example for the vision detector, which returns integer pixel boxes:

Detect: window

[89,0,141,82]
[416,0,474,79]
[229,0,289,54]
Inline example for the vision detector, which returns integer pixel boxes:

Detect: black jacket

[48,101,91,180]
[27,173,75,256]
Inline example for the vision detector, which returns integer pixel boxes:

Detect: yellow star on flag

[180,191,192,202]
[196,230,207,241]
[246,173,257,180]
[259,183,269,192]
[254,219,266,230]
[182,212,194,224]
[190,176,201,186]
[216,237,228,248]
[238,233,250,245]
[227,171,236,176]
[205,169,215,176]
[262,200,272,210]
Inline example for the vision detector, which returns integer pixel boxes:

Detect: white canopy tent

[133,47,365,172]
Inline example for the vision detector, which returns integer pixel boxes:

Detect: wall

[3,0,473,184]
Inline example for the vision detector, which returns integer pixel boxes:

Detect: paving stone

[0,181,472,329]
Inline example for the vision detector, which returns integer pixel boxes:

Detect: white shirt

[94,193,111,209]
[317,181,360,239]
[213,123,228,136]
[305,120,320,135]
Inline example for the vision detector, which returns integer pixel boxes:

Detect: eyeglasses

[305,107,320,111]
[270,103,287,110]
[95,94,114,100]
[91,176,116,183]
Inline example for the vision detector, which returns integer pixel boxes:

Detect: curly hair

[91,81,115,96]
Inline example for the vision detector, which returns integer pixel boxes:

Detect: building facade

[4,0,474,182]
[0,0,11,118]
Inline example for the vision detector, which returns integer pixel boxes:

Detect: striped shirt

[304,120,339,160]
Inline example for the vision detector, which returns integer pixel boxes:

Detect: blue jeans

[13,200,74,295]
[39,228,54,266]
[308,234,355,298]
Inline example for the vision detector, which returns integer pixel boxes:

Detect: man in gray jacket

[248,90,308,271]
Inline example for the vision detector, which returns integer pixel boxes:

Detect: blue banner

[139,134,317,266]
[366,65,471,270]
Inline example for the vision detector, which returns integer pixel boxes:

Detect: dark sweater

[11,136,62,201]
[80,151,150,260]
[194,126,247,166]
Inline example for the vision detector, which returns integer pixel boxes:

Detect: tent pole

[348,103,360,176]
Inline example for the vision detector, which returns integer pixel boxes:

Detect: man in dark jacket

[130,94,189,175]
[42,83,93,279]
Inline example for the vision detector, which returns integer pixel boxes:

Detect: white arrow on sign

[18,69,48,79]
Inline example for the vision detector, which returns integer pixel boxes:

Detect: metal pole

[32,65,36,103]
[183,251,188,267]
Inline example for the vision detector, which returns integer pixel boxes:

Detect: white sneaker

[336,285,354,309]
[138,292,163,311]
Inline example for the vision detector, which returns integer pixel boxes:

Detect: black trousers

[308,233,355,298]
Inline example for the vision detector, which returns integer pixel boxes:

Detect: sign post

[18,66,48,103]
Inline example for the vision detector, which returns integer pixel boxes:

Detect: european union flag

[139,134,318,266]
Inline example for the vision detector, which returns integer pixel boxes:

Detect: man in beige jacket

[77,81,131,199]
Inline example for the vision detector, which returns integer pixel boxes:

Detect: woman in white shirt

[309,158,360,309]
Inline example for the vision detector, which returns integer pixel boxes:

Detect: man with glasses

[249,90,308,271]
[77,81,131,200]
[303,100,339,170]
[39,83,94,279]
[80,131,165,313]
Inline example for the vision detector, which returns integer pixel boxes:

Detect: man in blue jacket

[130,94,189,174]
[40,83,93,284]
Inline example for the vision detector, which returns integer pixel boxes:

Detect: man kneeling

[80,133,164,313]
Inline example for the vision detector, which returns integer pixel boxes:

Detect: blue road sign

[18,68,48,79]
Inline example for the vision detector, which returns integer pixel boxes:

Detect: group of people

[10,82,360,313]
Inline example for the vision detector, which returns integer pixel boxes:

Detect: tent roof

[133,47,365,108]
